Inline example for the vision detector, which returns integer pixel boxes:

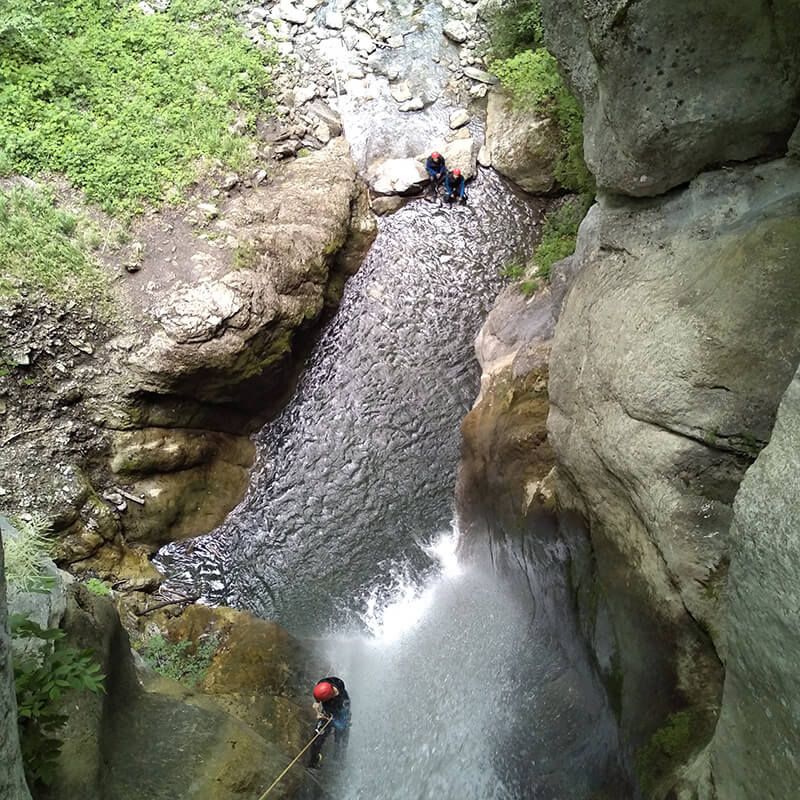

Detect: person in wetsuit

[307,676,351,769]
[425,151,447,197]
[444,168,467,204]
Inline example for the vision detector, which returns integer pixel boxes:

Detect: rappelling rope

[256,717,332,800]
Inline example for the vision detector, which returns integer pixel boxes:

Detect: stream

[157,0,632,796]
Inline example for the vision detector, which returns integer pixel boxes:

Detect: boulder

[368,158,428,195]
[463,66,498,85]
[398,97,424,112]
[443,20,468,44]
[710,365,800,800]
[324,9,343,28]
[390,81,413,103]
[441,137,478,180]
[449,108,470,129]
[306,101,343,137]
[486,90,561,194]
[276,0,307,24]
[539,0,800,196]
[547,158,800,793]
[371,195,405,215]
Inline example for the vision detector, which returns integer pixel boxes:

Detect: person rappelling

[307,676,351,769]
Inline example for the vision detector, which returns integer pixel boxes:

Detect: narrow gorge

[1,1,799,799]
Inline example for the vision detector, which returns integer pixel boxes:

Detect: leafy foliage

[636,710,697,794]
[0,0,278,214]
[137,633,218,687]
[533,195,592,278]
[84,577,112,596]
[11,614,105,787]
[3,513,55,592]
[487,0,543,59]
[0,186,111,301]
[492,49,594,195]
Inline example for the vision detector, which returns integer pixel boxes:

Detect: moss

[635,710,699,795]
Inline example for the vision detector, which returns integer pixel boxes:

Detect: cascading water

[157,1,633,795]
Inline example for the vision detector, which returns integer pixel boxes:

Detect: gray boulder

[443,20,468,44]
[710,364,800,799]
[485,91,561,193]
[540,0,800,196]
[368,158,428,194]
[547,157,800,793]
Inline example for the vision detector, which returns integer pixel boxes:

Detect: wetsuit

[308,676,351,768]
[425,155,447,185]
[444,170,466,203]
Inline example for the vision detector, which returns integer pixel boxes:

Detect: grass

[0,0,278,216]
[0,186,111,302]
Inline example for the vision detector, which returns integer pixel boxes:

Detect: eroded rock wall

[0,532,32,800]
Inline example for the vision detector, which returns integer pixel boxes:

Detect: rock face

[485,91,561,194]
[0,529,32,800]
[20,138,376,574]
[540,0,800,197]
[709,365,800,800]
[43,586,322,800]
[547,159,800,793]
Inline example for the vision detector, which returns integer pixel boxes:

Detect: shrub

[0,0,278,215]
[3,513,54,592]
[487,0,543,59]
[11,614,105,788]
[137,633,218,687]
[532,195,592,278]
[0,186,111,302]
[635,710,697,795]
[492,49,594,195]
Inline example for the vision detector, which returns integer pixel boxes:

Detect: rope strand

[257,717,332,800]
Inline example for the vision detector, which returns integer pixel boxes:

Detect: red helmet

[452,168,462,177]
[313,681,337,702]
[431,152,441,160]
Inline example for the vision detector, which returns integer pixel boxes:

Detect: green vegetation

[0,0,278,215]
[11,614,105,787]
[0,186,111,302]
[3,513,54,592]
[84,577,112,596]
[487,1,594,195]
[137,633,218,687]
[533,194,591,278]
[635,710,697,795]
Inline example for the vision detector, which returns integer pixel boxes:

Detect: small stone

[314,121,332,143]
[464,66,499,84]
[247,7,268,23]
[443,20,469,44]
[449,108,470,129]
[125,263,141,273]
[367,0,385,13]
[197,202,219,218]
[325,10,344,28]
[294,84,317,105]
[390,81,413,103]
[469,83,488,99]
[252,169,268,185]
[137,1,156,14]
[276,0,307,24]
[355,32,376,53]
[386,34,404,48]
[221,172,239,191]
[398,97,424,112]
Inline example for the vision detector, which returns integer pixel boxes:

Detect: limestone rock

[449,108,470,129]
[371,195,405,215]
[390,81,413,103]
[307,100,343,136]
[486,90,561,193]
[441,137,478,180]
[293,84,317,105]
[398,97,424,112]
[477,144,491,167]
[276,0,307,24]
[463,66,499,84]
[324,9,343,28]
[443,20,468,44]
[368,158,428,195]
[547,158,800,791]
[539,0,800,196]
[710,365,800,799]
